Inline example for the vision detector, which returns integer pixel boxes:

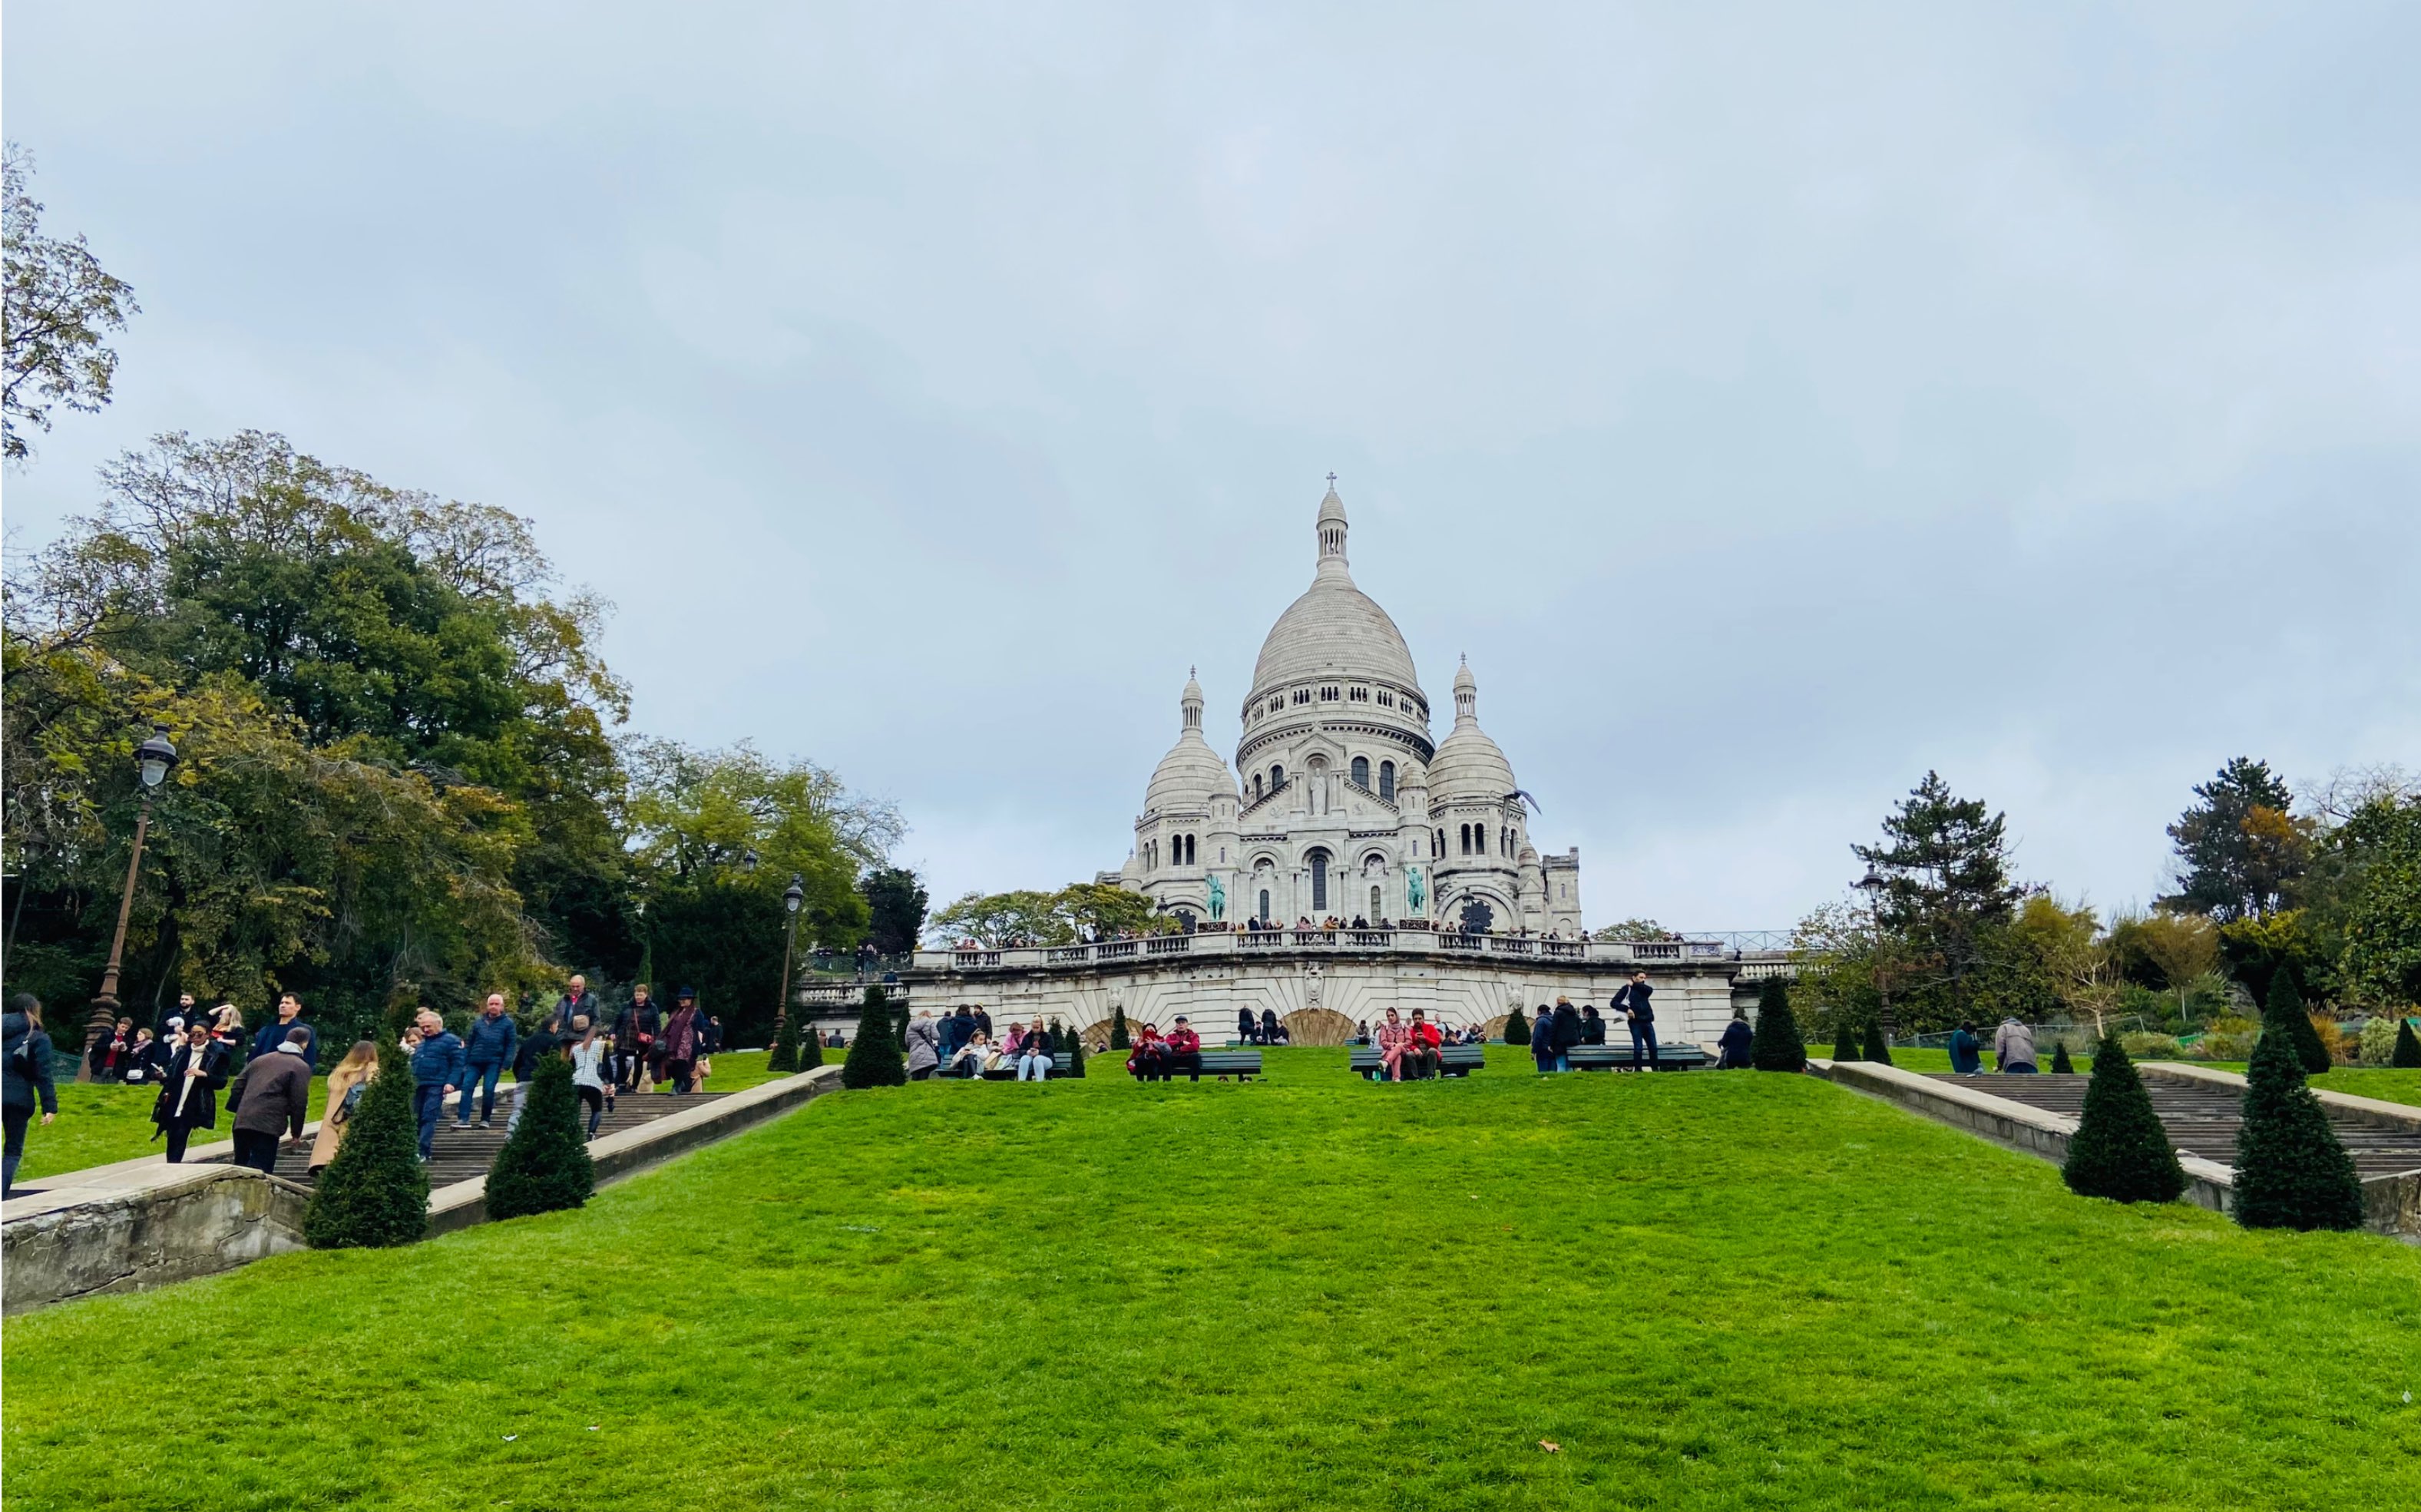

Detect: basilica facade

[1113,485,1583,937]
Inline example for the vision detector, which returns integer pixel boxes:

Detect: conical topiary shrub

[1503,1006,1529,1047]
[842,986,905,1089]
[1065,1031,1087,1079]
[1047,1020,1067,1054]
[485,1052,594,1221]
[2233,1025,2364,1232]
[767,1013,802,1074]
[1751,977,1807,1072]
[1861,1021,1893,1067]
[1110,1006,1130,1050]
[1832,1018,1860,1063]
[798,1021,824,1069]
[2395,1017,2421,1069]
[2264,969,2333,1076]
[2062,1034,2185,1203]
[2051,1040,2075,1074]
[303,1037,428,1249]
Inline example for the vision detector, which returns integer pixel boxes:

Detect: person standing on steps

[660,989,706,1094]
[1613,973,1658,1070]
[547,974,599,1036]
[614,982,661,1093]
[250,993,318,1071]
[4,995,61,1197]
[224,1033,313,1174]
[150,1020,229,1164]
[311,1041,379,1174]
[1993,1017,2037,1074]
[1948,1022,1983,1075]
[568,1021,613,1138]
[456,994,518,1130]
[408,1009,465,1163]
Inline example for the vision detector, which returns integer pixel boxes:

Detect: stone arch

[1282,1007,1355,1045]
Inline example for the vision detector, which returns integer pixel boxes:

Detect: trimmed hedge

[2233,1027,2363,1232]
[302,1037,428,1249]
[1751,978,1807,1072]
[485,1052,594,1221]
[842,986,905,1089]
[2061,1035,2185,1204]
[2263,970,2333,1076]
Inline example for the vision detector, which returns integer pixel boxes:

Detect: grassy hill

[5,1047,2416,1510]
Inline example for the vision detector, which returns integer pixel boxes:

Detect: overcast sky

[7,2,2416,931]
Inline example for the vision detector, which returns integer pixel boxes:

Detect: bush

[799,1021,824,1069]
[1110,1007,1130,1050]
[841,986,905,1089]
[2121,1031,2183,1060]
[767,1013,802,1074]
[2062,1034,2186,1204]
[2050,1041,2075,1074]
[303,1037,428,1249]
[1861,1021,1893,1067]
[1064,1032,1087,1079]
[1832,1018,1860,1063]
[1503,1007,1528,1047]
[2194,1026,2259,1060]
[2396,1017,2421,1069]
[485,1053,594,1221]
[2264,971,2333,1076]
[2233,1025,2364,1232]
[2357,1015,2401,1066]
[1751,977,1807,1072]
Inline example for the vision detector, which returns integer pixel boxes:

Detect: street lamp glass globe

[784,875,805,915]
[135,726,178,790]
[742,848,760,874]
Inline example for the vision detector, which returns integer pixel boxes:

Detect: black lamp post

[1855,867,1898,1047]
[776,873,805,1038]
[81,724,178,1080]
[741,848,760,875]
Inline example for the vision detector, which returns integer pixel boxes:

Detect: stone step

[1923,1074,2421,1180]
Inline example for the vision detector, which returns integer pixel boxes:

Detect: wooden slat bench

[1348,1044,1487,1079]
[1567,1044,1711,1072]
[971,1052,1076,1080]
[1126,1048,1263,1081]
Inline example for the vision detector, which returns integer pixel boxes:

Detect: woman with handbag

[309,1040,379,1173]
[151,1021,230,1163]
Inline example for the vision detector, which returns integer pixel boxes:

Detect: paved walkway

[1923,1072,2421,1179]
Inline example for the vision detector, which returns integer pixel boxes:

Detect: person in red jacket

[1126,1023,1169,1081]
[1163,1017,1204,1082]
[1403,1010,1443,1080]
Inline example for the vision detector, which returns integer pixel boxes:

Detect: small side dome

[1144,672,1239,815]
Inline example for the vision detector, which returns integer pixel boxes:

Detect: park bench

[1348,1044,1487,1079]
[1567,1044,1711,1072]
[974,1051,1075,1080]
[1125,1047,1264,1081]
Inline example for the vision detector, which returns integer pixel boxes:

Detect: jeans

[413,1083,448,1158]
[577,1084,604,1136]
[1630,1024,1659,1069]
[233,1128,280,1173]
[2003,1062,2039,1074]
[3,1104,30,1195]
[1015,1053,1051,1081]
[458,1062,504,1123]
[1554,1050,1571,1073]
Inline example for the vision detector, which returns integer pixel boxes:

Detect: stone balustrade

[918,931,1787,974]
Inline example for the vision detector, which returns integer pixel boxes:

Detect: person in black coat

[151,1022,231,1163]
[947,1006,974,1057]
[1529,1005,1558,1074]
[1579,1005,1606,1046]
[4,997,61,1197]
[1238,1007,1257,1046]
[1613,972,1659,1069]
[1717,1009,1755,1069]
[1550,998,1583,1067]
[1261,1008,1285,1045]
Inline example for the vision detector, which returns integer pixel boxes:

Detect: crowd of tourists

[905,1005,1061,1080]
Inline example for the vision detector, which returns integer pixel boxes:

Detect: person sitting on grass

[1376,1007,1411,1080]
[1164,1017,1205,1081]
[1127,1023,1170,1081]
[1404,1010,1444,1080]
[1014,1017,1053,1081]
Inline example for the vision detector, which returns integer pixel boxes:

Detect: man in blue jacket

[455,993,518,1130]
[249,993,318,1071]
[408,1009,465,1162]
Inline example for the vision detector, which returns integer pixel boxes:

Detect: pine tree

[1832,1018,1860,1063]
[1502,1005,1529,1047]
[1862,1021,1893,1067]
[2234,1025,2364,1231]
[842,986,905,1089]
[303,1037,429,1249]
[798,1021,824,1069]
[767,1012,802,1074]
[1750,977,1807,1071]
[1110,1006,1130,1050]
[485,1053,594,1220]
[2263,969,2332,1076]
[2051,1040,2075,1074]
[2062,1034,2186,1203]
[2394,1017,2421,1069]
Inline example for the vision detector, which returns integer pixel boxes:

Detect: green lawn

[12,1051,783,1183]
[6,1047,2418,1510]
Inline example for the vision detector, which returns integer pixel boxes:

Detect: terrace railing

[911,931,1796,975]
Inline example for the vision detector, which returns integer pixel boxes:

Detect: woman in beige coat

[309,1040,379,1172]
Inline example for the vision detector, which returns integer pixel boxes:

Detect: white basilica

[1113,484,1583,937]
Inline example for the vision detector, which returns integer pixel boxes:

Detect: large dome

[1249,485,1424,696]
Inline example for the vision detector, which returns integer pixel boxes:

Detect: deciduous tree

[3,145,137,463]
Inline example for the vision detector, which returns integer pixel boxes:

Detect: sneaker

[477,1120,494,1130]
[451,1121,471,1130]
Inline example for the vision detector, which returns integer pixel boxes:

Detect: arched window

[1460,824,1472,855]
[1271,764,1285,790]
[1258,888,1271,924]
[1371,885,1382,918]
[1253,773,1264,799]
[1379,761,1395,800]
[1351,756,1370,789]
[1434,827,1444,859]
[1184,834,1196,865]
[1307,849,1331,912]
